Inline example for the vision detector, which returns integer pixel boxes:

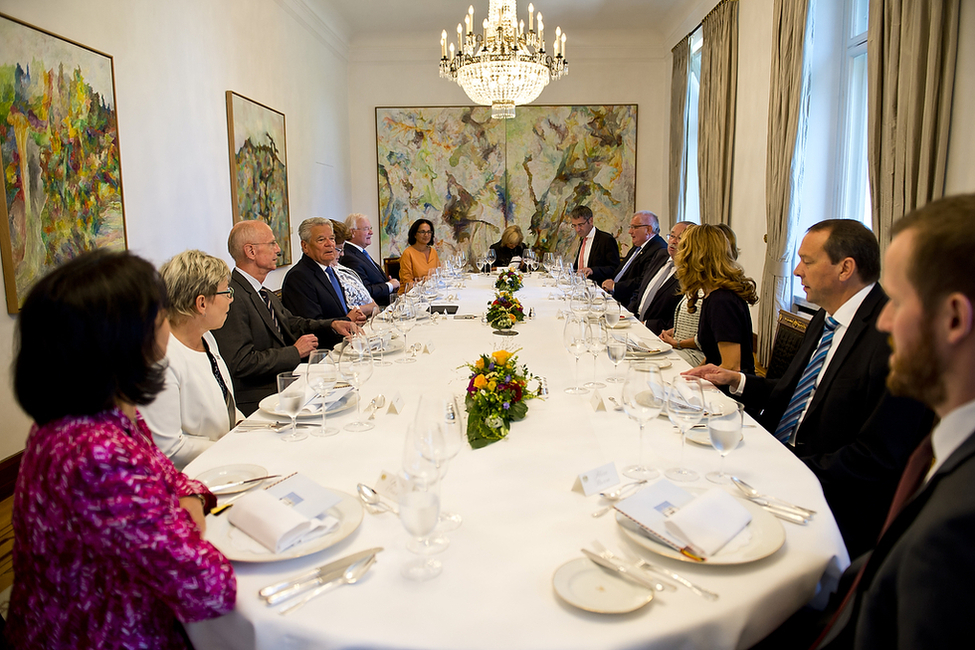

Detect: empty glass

[584,320,608,389]
[485,247,497,270]
[394,299,417,364]
[414,392,464,532]
[370,308,394,367]
[340,339,374,432]
[665,376,705,482]
[621,362,665,479]
[307,350,339,437]
[706,398,744,484]
[562,313,589,395]
[275,372,308,443]
[399,428,443,581]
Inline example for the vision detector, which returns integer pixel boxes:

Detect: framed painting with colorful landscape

[0,13,127,313]
[375,105,637,263]
[226,91,292,266]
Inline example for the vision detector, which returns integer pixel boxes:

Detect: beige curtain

[669,38,691,226]
[698,0,738,226]
[758,0,814,366]
[869,0,959,254]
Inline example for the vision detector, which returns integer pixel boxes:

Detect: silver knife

[259,547,384,599]
[208,475,281,493]
[581,548,660,593]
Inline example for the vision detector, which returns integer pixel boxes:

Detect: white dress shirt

[577,228,596,269]
[926,398,975,481]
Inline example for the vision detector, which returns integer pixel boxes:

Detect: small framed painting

[226,91,292,266]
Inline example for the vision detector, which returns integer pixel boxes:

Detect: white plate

[553,557,653,614]
[195,464,268,494]
[684,427,744,449]
[628,342,672,356]
[332,337,406,356]
[204,490,364,562]
[607,318,631,329]
[258,390,357,420]
[616,494,784,565]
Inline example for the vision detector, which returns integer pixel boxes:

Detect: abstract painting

[0,13,126,313]
[226,91,291,266]
[376,105,637,263]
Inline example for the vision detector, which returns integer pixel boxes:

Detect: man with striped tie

[686,220,931,557]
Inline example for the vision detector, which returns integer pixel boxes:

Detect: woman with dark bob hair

[8,250,236,649]
[398,218,439,292]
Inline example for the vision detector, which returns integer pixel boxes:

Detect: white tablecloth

[186,275,849,650]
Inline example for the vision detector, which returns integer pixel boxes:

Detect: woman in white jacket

[142,250,242,469]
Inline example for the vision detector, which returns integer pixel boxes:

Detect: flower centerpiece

[462,348,540,449]
[495,268,524,293]
[486,291,525,334]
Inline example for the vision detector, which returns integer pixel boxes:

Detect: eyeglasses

[248,240,278,248]
[629,224,651,230]
[417,229,433,234]
[667,233,683,241]
[214,287,235,298]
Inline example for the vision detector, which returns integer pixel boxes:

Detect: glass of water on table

[275,372,308,442]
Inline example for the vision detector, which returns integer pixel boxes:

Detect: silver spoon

[606,396,624,411]
[356,483,397,514]
[591,480,648,517]
[367,394,387,419]
[280,554,376,615]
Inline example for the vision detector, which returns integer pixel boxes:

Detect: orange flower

[473,374,488,390]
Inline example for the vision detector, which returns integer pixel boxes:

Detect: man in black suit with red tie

[341,213,399,305]
[600,211,667,308]
[569,205,620,285]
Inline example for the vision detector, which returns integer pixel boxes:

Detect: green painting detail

[0,14,126,312]
[227,92,291,266]
[376,105,636,261]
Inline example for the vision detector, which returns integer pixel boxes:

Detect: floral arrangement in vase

[486,291,525,332]
[461,348,540,449]
[494,268,524,293]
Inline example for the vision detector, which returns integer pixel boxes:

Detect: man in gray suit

[212,220,359,414]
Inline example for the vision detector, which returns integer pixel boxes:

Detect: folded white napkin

[228,490,339,553]
[665,489,752,556]
[299,385,353,414]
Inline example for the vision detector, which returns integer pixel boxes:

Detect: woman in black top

[489,225,526,269]
[674,224,758,372]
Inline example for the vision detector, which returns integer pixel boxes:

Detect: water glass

[621,362,664,479]
[606,336,627,383]
[340,339,374,432]
[706,399,744,484]
[665,376,705,482]
[275,372,308,443]
[399,434,443,581]
[307,350,339,437]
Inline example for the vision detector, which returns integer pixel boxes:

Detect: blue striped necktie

[774,316,839,445]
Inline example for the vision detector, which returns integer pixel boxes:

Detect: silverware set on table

[730,477,816,525]
[583,540,719,600]
[259,548,383,614]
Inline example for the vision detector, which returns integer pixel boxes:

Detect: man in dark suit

[212,220,359,414]
[282,218,368,324]
[816,195,975,649]
[569,205,619,284]
[600,210,667,307]
[686,220,931,558]
[629,221,692,334]
[341,213,399,305]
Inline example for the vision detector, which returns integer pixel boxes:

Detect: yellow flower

[475,358,485,369]
[473,374,488,389]
[488,381,497,391]
[492,350,512,365]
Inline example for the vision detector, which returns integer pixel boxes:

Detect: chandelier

[439,1,568,119]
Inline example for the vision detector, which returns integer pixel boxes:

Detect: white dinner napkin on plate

[227,490,339,553]
[664,489,752,557]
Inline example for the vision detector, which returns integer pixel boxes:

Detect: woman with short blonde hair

[490,224,527,268]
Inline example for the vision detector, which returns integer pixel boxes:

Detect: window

[682,28,704,224]
[790,0,871,304]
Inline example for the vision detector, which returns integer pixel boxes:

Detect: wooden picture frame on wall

[226,91,292,266]
[0,12,127,313]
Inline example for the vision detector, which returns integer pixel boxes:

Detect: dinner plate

[552,557,654,614]
[607,316,631,330]
[616,493,784,564]
[195,464,268,494]
[332,337,406,356]
[628,342,672,356]
[204,490,364,562]
[258,389,356,420]
[684,426,744,449]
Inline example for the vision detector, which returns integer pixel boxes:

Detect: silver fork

[590,541,669,591]
[614,545,719,600]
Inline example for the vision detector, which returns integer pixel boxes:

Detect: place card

[374,470,403,501]
[421,339,436,354]
[572,462,620,496]
[589,390,607,412]
[387,391,405,415]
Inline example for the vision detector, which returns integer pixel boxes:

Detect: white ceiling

[318,0,696,42]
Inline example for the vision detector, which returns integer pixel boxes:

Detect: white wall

[0,0,353,459]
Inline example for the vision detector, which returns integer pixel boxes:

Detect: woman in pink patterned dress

[7,251,236,649]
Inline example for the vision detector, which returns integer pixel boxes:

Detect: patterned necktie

[259,288,282,335]
[775,316,839,444]
[325,267,349,312]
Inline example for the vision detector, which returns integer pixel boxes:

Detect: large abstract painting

[226,91,291,266]
[376,105,637,262]
[0,13,126,313]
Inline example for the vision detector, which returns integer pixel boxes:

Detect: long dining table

[185,273,849,650]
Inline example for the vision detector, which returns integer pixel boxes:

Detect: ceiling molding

[275,0,351,62]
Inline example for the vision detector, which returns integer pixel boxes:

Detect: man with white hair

[341,213,399,305]
[600,210,667,307]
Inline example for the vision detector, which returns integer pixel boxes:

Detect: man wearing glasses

[630,221,693,334]
[569,205,620,284]
[601,211,667,307]
[213,219,359,414]
[341,213,399,305]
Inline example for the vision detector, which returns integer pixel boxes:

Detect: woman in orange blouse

[398,218,440,293]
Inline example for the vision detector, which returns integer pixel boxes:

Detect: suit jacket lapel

[304,255,345,310]
[234,270,286,346]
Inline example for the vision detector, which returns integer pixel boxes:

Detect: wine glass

[605,302,621,328]
[665,376,705,482]
[399,428,443,581]
[275,372,308,443]
[486,248,497,270]
[414,392,465,532]
[370,308,394,367]
[583,320,608,389]
[569,285,589,318]
[307,350,339,437]
[621,362,664,480]
[394,299,417,364]
[562,313,589,395]
[706,398,744,484]
[606,335,627,383]
[589,291,607,321]
[340,339,374,432]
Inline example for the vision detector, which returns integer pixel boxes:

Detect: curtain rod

[678,0,737,46]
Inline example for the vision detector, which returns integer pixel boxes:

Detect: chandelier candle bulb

[554,27,560,56]
[441,31,447,58]
[561,33,566,58]
[529,3,533,31]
